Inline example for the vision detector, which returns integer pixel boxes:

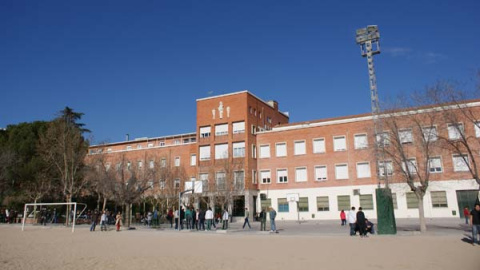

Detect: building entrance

[456,190,479,218]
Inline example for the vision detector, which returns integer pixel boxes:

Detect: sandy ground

[0,225,478,270]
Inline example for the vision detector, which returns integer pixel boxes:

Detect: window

[428,157,442,173]
[200,126,212,138]
[105,163,111,171]
[453,154,469,172]
[149,160,154,169]
[159,180,165,190]
[251,125,256,135]
[252,170,257,184]
[422,126,438,142]
[392,193,398,209]
[174,139,180,145]
[475,122,480,138]
[215,143,228,159]
[356,162,371,178]
[252,144,257,158]
[260,170,271,184]
[233,142,245,158]
[406,192,419,209]
[174,157,180,167]
[315,166,327,181]
[259,145,270,158]
[199,173,209,192]
[277,169,288,183]
[161,159,166,167]
[376,132,390,146]
[337,195,351,211]
[294,141,306,155]
[137,144,142,149]
[199,145,211,161]
[378,161,393,176]
[431,191,448,208]
[147,143,153,148]
[233,121,245,134]
[174,179,180,189]
[215,124,228,136]
[126,146,132,150]
[354,134,368,149]
[276,142,287,157]
[333,136,347,151]
[448,123,464,140]
[159,141,165,147]
[278,198,289,212]
[216,172,226,190]
[107,148,112,153]
[399,129,413,144]
[234,171,244,190]
[148,181,154,189]
[335,164,349,180]
[295,167,307,182]
[261,198,271,211]
[138,161,143,168]
[402,158,417,174]
[127,161,131,170]
[359,194,374,210]
[298,197,309,212]
[313,138,325,153]
[316,196,329,211]
[190,154,196,166]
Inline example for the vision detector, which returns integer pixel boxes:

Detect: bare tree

[381,96,441,233]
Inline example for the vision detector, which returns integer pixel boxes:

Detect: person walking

[259,208,267,231]
[470,204,480,246]
[115,212,122,232]
[340,210,346,226]
[90,210,99,232]
[243,207,251,229]
[464,206,470,225]
[198,208,206,231]
[205,207,214,231]
[269,207,277,233]
[356,207,367,238]
[174,209,179,230]
[347,206,356,236]
[167,208,173,228]
[100,211,108,231]
[222,209,229,230]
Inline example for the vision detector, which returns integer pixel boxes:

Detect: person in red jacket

[340,210,346,226]
[463,206,470,225]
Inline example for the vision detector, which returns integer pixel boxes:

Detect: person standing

[198,208,206,231]
[269,207,277,233]
[470,204,480,246]
[222,209,229,230]
[205,207,214,230]
[259,208,267,231]
[185,207,192,230]
[464,206,470,225]
[356,207,367,238]
[243,207,251,229]
[167,208,173,228]
[115,212,122,232]
[174,209,179,230]
[347,206,356,236]
[100,211,108,231]
[90,210,99,232]
[340,210,346,226]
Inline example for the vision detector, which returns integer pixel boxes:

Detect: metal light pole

[356,25,396,234]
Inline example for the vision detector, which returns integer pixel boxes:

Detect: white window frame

[233,121,245,134]
[335,164,349,180]
[233,142,245,158]
[312,138,326,153]
[452,154,469,172]
[174,157,180,167]
[376,132,390,146]
[333,136,347,151]
[294,140,306,155]
[260,170,271,184]
[295,167,307,182]
[448,123,464,140]
[149,160,154,169]
[259,144,271,158]
[190,154,196,166]
[378,160,393,177]
[276,142,287,157]
[215,123,228,136]
[402,158,418,174]
[354,134,368,149]
[276,168,288,183]
[160,158,166,168]
[215,143,228,160]
[252,144,257,158]
[356,162,371,178]
[399,129,413,144]
[475,122,480,138]
[199,145,211,161]
[422,126,438,142]
[427,157,442,173]
[314,165,327,181]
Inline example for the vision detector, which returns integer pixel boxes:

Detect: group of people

[88,209,123,232]
[0,208,19,223]
[342,207,374,237]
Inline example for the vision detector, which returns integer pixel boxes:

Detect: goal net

[21,202,87,233]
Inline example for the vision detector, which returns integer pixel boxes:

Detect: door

[456,190,479,218]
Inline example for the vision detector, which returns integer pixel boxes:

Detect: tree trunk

[418,196,427,233]
[102,197,107,212]
[66,194,72,226]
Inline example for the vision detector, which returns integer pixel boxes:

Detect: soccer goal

[22,202,87,233]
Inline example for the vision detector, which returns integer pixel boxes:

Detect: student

[269,207,277,233]
[470,204,480,246]
[340,210,346,226]
[243,207,251,229]
[115,212,122,231]
[347,207,356,236]
[259,208,267,231]
[365,219,375,235]
[222,209,229,230]
[356,207,367,238]
[463,206,470,225]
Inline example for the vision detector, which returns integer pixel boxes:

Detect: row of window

[122,138,197,151]
[200,122,246,138]
[261,191,448,213]
[199,142,246,160]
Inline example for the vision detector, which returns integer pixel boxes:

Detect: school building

[89,90,480,220]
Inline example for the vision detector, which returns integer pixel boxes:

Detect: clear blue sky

[1,0,479,143]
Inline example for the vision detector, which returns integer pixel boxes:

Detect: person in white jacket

[205,207,214,231]
[222,209,229,230]
[347,206,357,236]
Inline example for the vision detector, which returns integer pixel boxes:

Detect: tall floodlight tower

[355,25,396,234]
